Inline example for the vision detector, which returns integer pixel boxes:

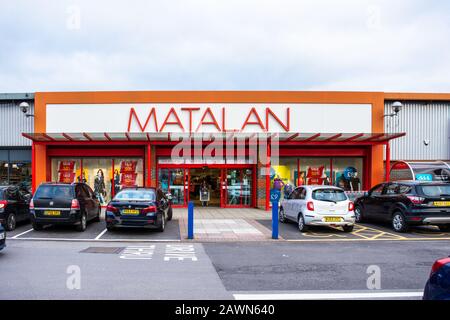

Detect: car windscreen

[34,185,73,199]
[418,185,450,197]
[114,189,156,201]
[312,189,347,202]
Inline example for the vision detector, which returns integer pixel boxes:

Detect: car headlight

[0,232,5,240]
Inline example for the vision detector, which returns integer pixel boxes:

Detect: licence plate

[324,217,343,223]
[122,209,140,215]
[433,201,450,207]
[44,210,61,216]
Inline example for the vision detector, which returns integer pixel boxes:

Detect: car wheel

[343,225,354,233]
[5,213,16,231]
[438,224,450,232]
[32,221,43,231]
[92,208,101,222]
[354,206,364,223]
[158,213,166,232]
[106,225,115,231]
[297,214,308,232]
[279,207,286,223]
[167,207,173,221]
[392,212,408,233]
[76,212,87,232]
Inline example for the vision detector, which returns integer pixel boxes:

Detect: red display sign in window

[120,160,137,174]
[58,160,76,172]
[120,173,138,187]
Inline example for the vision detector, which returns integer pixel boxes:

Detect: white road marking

[120,245,155,259]
[94,229,108,240]
[10,228,34,239]
[7,237,181,242]
[233,291,424,300]
[164,244,198,261]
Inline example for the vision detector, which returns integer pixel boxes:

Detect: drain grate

[80,247,125,254]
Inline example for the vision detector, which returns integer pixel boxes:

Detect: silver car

[279,185,356,232]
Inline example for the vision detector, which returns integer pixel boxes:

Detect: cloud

[0,0,449,92]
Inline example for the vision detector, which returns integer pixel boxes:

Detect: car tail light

[106,205,118,213]
[306,201,314,211]
[142,206,157,214]
[348,202,355,212]
[407,196,425,204]
[71,199,80,210]
[0,200,7,209]
[29,199,34,209]
[431,257,450,276]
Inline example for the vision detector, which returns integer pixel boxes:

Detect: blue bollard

[188,201,194,239]
[271,201,279,239]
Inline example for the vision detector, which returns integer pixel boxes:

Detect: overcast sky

[0,0,449,93]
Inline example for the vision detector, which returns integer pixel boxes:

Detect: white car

[279,186,356,232]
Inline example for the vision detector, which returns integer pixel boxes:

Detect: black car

[30,182,101,232]
[0,224,5,251]
[0,185,32,231]
[354,181,450,232]
[105,187,172,231]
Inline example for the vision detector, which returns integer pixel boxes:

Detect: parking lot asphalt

[6,219,181,242]
[256,219,450,241]
[0,241,230,300]
[203,240,450,293]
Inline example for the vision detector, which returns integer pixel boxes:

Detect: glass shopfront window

[0,149,32,187]
[112,158,144,196]
[51,157,144,206]
[271,157,365,197]
[332,158,363,192]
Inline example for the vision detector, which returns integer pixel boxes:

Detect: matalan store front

[24,91,404,210]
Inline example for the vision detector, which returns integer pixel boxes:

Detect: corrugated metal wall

[0,100,34,146]
[385,101,450,161]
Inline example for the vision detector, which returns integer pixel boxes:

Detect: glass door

[224,168,253,207]
[157,168,188,206]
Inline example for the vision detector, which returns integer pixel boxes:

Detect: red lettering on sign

[181,108,200,133]
[128,107,158,132]
[266,107,290,132]
[196,107,221,132]
[241,107,266,131]
[160,108,185,132]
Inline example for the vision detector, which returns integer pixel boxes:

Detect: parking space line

[7,237,181,242]
[233,291,424,300]
[9,228,34,239]
[94,228,108,240]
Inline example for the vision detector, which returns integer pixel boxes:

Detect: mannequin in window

[94,169,106,204]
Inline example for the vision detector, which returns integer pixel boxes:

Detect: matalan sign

[45,103,373,134]
[127,106,289,133]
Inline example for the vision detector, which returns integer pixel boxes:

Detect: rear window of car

[114,189,156,201]
[312,189,347,202]
[34,185,73,199]
[418,185,450,197]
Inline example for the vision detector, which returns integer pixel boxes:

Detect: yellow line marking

[286,237,450,243]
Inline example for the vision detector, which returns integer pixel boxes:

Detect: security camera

[19,102,30,114]
[392,101,403,114]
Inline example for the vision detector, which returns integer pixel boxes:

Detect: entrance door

[223,168,253,207]
[158,168,188,207]
[189,168,221,207]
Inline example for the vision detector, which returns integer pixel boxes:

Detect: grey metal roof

[0,93,34,101]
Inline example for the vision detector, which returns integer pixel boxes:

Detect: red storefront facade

[24,91,404,210]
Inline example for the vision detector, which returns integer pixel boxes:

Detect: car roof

[119,187,156,191]
[388,180,450,186]
[297,185,344,191]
